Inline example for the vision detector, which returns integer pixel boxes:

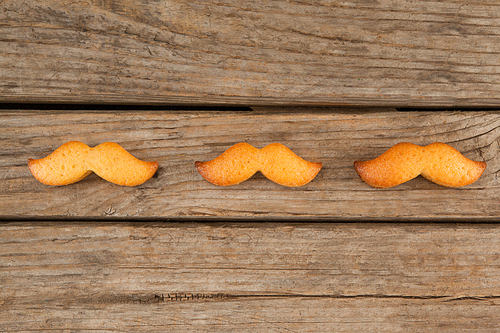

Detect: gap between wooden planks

[1,0,500,106]
[1,221,500,332]
[0,107,498,220]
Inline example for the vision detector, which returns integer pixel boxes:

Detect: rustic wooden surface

[2,222,500,332]
[1,108,498,220]
[2,0,500,106]
[3,0,500,330]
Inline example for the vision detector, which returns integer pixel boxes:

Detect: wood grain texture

[1,108,498,220]
[1,0,500,106]
[2,222,500,331]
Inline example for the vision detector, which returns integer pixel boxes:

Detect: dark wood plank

[1,0,500,106]
[1,108,498,220]
[2,222,500,331]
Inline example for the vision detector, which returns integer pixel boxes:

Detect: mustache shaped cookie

[354,142,486,188]
[195,143,322,187]
[28,141,159,186]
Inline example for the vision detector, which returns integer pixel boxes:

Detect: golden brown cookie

[28,141,158,186]
[354,142,486,188]
[195,143,322,187]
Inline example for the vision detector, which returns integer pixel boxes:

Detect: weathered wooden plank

[3,297,500,332]
[1,108,498,220]
[1,222,500,331]
[1,0,500,106]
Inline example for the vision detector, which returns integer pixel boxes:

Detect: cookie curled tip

[259,143,323,187]
[89,142,159,186]
[28,141,93,186]
[194,143,260,186]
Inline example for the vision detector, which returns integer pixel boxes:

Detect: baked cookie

[354,142,486,188]
[195,142,322,187]
[28,141,158,186]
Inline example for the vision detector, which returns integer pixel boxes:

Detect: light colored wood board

[1,222,500,331]
[1,0,500,106]
[1,108,498,220]
[2,298,500,332]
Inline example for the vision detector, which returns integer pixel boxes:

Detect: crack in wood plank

[69,293,500,304]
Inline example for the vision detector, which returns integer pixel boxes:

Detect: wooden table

[2,1,500,331]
